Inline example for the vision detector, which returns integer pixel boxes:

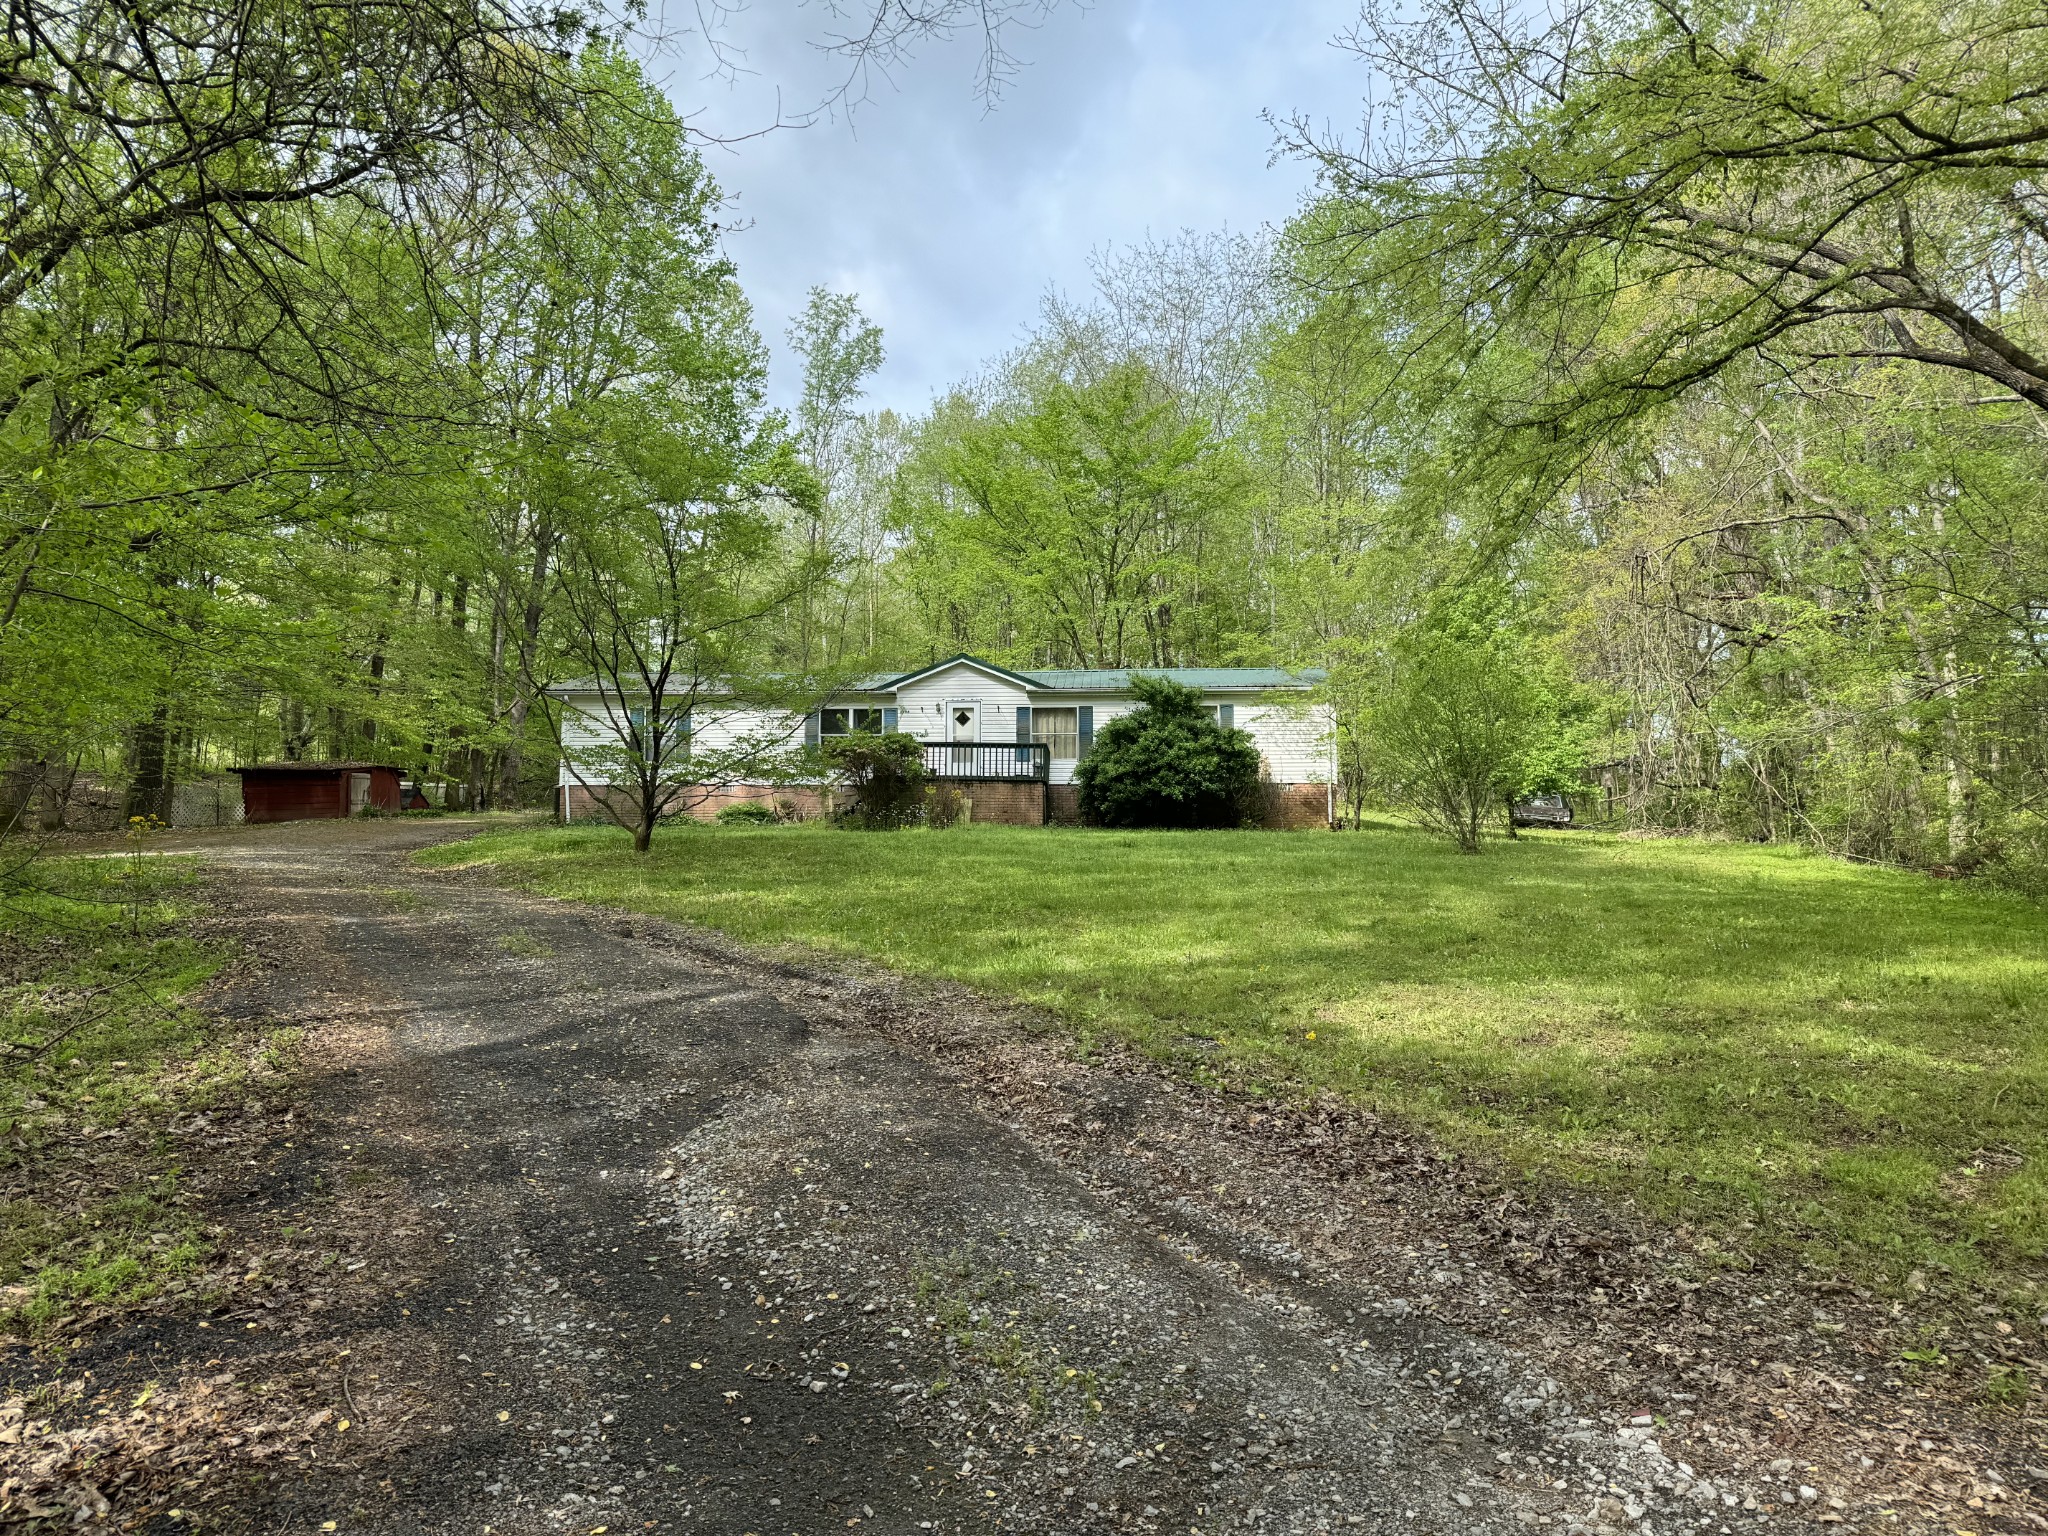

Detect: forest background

[6,0,2046,888]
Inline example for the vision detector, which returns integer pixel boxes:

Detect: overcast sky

[640,0,1369,416]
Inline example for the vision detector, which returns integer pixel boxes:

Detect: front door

[947,702,980,772]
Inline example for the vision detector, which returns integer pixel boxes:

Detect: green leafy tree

[786,288,886,668]
[1359,628,1587,853]
[1290,0,2048,471]
[898,359,1242,667]
[1075,676,1260,828]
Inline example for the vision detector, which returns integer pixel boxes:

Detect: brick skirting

[1053,780,1330,829]
[560,779,1330,829]
[559,784,828,825]
[948,779,1045,826]
[558,781,1041,825]
[1256,781,1334,830]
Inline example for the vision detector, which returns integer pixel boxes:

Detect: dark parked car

[1510,792,1574,828]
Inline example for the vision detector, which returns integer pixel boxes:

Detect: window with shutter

[1077,706,1094,756]
[1030,707,1079,759]
[817,707,884,738]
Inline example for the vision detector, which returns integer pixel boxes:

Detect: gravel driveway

[116,821,1745,1535]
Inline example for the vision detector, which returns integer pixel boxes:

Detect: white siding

[1033,694,1124,786]
[1237,700,1334,784]
[1030,695,1332,786]
[554,674,1332,790]
[892,662,1033,745]
[555,694,803,786]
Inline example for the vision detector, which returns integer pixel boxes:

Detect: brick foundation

[1050,781,1329,829]
[559,784,828,825]
[560,779,1330,829]
[1255,781,1334,830]
[951,779,1046,826]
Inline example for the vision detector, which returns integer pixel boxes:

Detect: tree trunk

[281,699,311,761]
[498,515,556,809]
[124,707,173,820]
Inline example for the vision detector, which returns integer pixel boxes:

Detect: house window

[1032,707,1081,759]
[820,707,885,736]
[627,706,691,757]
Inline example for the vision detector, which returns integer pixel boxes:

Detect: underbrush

[424,821,2048,1313]
[0,850,243,1339]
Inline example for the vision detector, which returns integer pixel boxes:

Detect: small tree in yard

[1076,676,1261,829]
[538,410,822,854]
[1363,631,1585,852]
[824,732,927,829]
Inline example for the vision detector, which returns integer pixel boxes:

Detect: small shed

[232,762,402,823]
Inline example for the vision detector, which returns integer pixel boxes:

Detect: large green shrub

[823,731,927,829]
[1076,676,1261,829]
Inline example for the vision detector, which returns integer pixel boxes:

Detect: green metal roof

[548,658,1325,700]
[1024,667,1327,692]
[874,655,1322,692]
[1023,666,1323,692]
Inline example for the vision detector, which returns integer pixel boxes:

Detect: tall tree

[786,288,885,667]
[1290,0,2048,452]
[898,358,1241,668]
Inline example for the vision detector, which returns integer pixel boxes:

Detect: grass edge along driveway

[1,856,239,1338]
[422,822,2047,1307]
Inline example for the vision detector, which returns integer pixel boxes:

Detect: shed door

[347,771,370,815]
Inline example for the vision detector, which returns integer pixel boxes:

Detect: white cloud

[642,0,1369,415]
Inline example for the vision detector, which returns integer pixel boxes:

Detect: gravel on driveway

[13,820,2020,1536]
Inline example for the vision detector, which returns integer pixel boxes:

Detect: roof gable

[881,654,1042,691]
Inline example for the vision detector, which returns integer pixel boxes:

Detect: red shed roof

[231,762,404,775]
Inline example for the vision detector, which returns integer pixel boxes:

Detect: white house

[552,654,1334,827]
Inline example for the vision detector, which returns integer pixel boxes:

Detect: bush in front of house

[715,800,779,826]
[823,731,927,829]
[1076,675,1261,829]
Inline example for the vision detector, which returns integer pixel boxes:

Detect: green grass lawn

[1,854,238,1336]
[423,821,2048,1302]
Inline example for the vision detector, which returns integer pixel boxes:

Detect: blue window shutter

[1015,706,1032,741]
[1078,705,1093,755]
[804,710,820,747]
[1219,703,1234,730]
[881,706,898,732]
